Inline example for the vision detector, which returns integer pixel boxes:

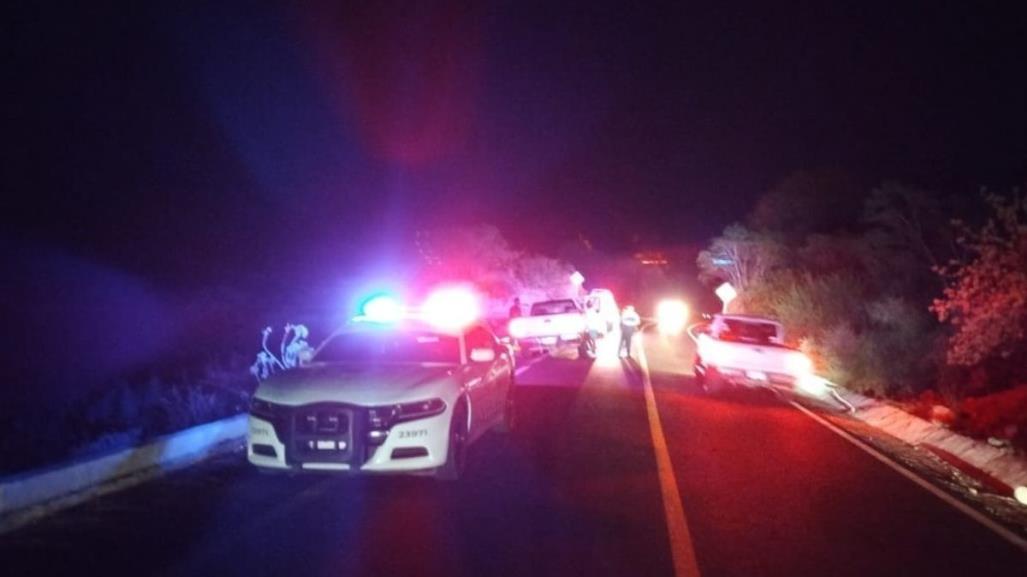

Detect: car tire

[702,368,725,395]
[579,337,596,360]
[437,399,468,481]
[494,377,517,434]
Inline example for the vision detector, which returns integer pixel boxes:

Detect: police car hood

[256,363,459,407]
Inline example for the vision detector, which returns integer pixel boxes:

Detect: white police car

[247,290,515,481]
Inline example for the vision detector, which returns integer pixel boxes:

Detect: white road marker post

[714,282,736,314]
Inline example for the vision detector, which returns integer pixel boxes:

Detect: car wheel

[579,337,596,359]
[702,368,725,395]
[694,366,706,391]
[437,400,468,481]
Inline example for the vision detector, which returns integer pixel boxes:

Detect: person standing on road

[619,305,641,357]
[508,297,522,319]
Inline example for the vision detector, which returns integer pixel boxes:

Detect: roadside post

[715,282,737,314]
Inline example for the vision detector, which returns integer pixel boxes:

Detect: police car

[247,289,515,481]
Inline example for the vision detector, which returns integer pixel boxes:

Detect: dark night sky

[5,1,1026,289]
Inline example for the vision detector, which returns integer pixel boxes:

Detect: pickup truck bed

[508,299,591,355]
[692,314,812,392]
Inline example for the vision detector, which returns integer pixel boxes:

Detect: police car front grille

[298,410,350,434]
[290,405,356,464]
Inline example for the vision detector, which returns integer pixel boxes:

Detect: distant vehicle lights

[656,299,690,335]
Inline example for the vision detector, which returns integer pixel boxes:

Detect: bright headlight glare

[786,353,813,376]
[656,299,689,335]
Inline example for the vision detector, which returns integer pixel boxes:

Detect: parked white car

[692,314,813,393]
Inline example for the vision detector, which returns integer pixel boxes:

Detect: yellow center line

[636,336,703,577]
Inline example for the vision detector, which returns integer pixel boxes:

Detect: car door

[464,325,510,438]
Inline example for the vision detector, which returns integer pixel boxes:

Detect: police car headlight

[249,398,281,419]
[367,398,447,429]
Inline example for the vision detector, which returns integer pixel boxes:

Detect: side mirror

[469,347,496,363]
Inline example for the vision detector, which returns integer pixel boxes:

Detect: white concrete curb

[0,414,247,531]
[835,389,1027,490]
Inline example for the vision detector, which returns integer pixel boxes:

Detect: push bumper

[247,404,451,475]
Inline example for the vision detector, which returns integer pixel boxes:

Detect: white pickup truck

[508,299,595,358]
[692,314,813,393]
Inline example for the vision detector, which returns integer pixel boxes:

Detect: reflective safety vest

[621,311,641,328]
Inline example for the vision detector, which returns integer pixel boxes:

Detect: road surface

[1,332,1023,576]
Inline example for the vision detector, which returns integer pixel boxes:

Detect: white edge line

[789,400,1027,553]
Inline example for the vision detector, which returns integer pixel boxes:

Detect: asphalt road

[1,333,1023,576]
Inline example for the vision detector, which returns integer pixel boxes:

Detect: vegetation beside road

[0,356,251,476]
[0,226,579,477]
[698,171,1026,449]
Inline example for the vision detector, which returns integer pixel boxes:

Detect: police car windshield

[315,329,460,364]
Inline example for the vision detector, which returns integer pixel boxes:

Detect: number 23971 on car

[247,317,516,481]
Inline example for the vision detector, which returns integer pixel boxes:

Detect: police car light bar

[357,294,405,323]
[422,286,480,331]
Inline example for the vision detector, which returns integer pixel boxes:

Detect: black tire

[494,378,517,434]
[437,400,468,481]
[701,368,725,395]
[578,336,597,359]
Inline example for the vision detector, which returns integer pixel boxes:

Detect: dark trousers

[619,327,636,355]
